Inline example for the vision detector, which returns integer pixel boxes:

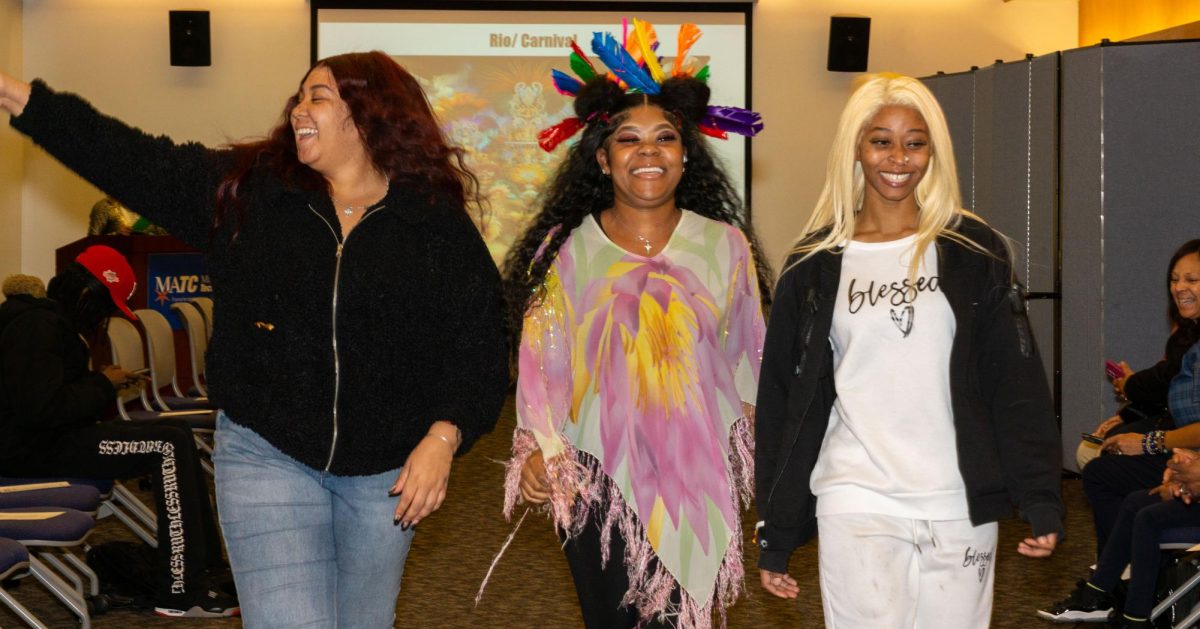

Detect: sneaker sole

[154,605,240,618]
[1035,608,1111,622]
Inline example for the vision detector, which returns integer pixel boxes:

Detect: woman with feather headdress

[500,19,769,629]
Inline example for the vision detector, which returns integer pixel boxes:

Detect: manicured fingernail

[394,516,402,526]
[388,488,400,496]
[400,521,411,531]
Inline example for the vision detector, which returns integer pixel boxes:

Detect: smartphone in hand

[1081,432,1105,445]
[1105,360,1124,381]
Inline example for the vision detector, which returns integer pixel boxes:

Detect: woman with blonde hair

[754,73,1063,627]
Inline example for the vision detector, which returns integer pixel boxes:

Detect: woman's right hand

[1102,432,1144,456]
[760,569,799,599]
[100,365,143,389]
[1093,414,1124,438]
[520,448,551,504]
[1112,361,1134,398]
[0,71,32,117]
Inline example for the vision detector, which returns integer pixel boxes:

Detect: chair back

[191,297,214,341]
[106,316,153,418]
[170,301,207,396]
[132,308,184,409]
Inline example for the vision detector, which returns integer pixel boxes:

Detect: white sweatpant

[817,513,998,629]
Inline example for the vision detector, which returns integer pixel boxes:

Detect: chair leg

[28,557,90,629]
[1155,562,1200,620]
[112,482,157,530]
[0,583,51,629]
[36,552,83,599]
[1177,601,1200,629]
[103,499,158,548]
[61,552,99,597]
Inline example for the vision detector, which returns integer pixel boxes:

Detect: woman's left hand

[1102,432,1144,456]
[1017,532,1058,558]
[391,421,459,529]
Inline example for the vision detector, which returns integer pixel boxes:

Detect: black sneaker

[1037,580,1114,623]
[1106,614,1152,628]
[154,588,240,618]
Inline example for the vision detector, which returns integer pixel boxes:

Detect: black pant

[11,418,221,605]
[1082,452,1169,555]
[1091,490,1200,618]
[561,509,676,629]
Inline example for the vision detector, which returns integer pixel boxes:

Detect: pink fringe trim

[491,419,755,629]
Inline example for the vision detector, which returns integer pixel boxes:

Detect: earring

[683,155,688,163]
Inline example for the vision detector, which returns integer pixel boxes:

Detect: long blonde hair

[790,73,988,276]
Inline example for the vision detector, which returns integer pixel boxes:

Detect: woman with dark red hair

[0,52,509,626]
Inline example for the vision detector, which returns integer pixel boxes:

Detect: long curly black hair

[501,75,773,350]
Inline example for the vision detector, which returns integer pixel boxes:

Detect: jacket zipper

[765,287,819,508]
[306,202,386,473]
[1008,282,1033,358]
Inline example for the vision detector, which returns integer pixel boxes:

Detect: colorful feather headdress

[537,18,764,152]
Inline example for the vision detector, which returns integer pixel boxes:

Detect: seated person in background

[1081,239,1200,555]
[1040,341,1200,628]
[88,196,167,236]
[0,245,237,618]
[2,273,46,299]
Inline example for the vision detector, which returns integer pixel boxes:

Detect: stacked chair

[190,297,214,342]
[170,301,208,397]
[0,480,104,628]
[1150,527,1200,628]
[0,537,40,628]
[106,314,215,474]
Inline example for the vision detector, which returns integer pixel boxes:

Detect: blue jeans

[213,412,414,628]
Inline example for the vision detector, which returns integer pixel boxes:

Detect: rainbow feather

[673,23,702,77]
[591,31,659,94]
[631,19,665,83]
[703,106,763,137]
[695,65,711,83]
[537,117,586,152]
[568,40,598,81]
[551,69,583,96]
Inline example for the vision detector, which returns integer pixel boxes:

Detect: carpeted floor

[0,396,1133,628]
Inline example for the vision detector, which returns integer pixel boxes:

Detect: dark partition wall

[1061,41,1200,460]
[923,55,1061,459]
[924,71,977,209]
[922,43,1198,470]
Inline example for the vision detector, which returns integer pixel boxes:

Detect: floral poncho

[505,210,766,627]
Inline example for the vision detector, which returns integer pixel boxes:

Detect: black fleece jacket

[754,218,1064,572]
[11,80,509,476]
[0,295,115,469]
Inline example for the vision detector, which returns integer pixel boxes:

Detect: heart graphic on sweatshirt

[890,305,914,338]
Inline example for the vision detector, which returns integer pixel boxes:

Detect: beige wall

[13,0,309,281]
[1079,0,1200,45]
[0,0,22,280]
[3,0,1077,280]
[752,0,1078,270]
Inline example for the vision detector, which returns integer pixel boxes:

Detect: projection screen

[313,2,753,263]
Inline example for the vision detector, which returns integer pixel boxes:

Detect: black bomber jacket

[754,218,1064,572]
[12,80,510,476]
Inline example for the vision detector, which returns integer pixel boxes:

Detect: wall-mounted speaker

[827,16,870,73]
[169,10,211,67]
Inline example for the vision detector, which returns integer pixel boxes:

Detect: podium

[56,235,206,386]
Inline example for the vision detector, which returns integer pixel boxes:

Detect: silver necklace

[611,209,679,256]
[635,234,653,255]
[335,182,389,217]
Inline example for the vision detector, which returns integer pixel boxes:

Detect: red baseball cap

[74,245,138,320]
